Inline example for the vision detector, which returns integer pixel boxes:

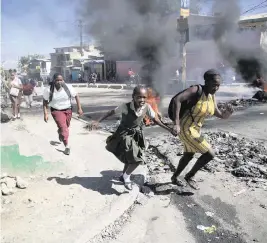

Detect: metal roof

[240,13,267,22]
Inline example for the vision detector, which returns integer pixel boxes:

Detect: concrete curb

[71,83,135,90]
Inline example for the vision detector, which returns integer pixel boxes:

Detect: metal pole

[179,30,187,90]
[181,31,187,89]
[78,20,84,57]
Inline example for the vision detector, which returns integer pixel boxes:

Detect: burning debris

[145,131,267,189]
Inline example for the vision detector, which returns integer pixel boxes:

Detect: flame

[144,88,160,126]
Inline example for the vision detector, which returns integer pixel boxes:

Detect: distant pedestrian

[169,69,233,190]
[43,73,83,155]
[91,86,177,190]
[9,72,23,120]
[23,80,37,108]
[91,71,97,84]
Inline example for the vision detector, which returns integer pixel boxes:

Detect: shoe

[184,176,200,190]
[17,113,20,119]
[64,148,70,155]
[124,181,133,190]
[171,175,186,187]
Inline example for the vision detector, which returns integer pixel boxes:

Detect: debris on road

[146,131,267,190]
[1,174,28,196]
[259,204,267,209]
[205,211,215,217]
[217,99,266,111]
[197,225,217,234]
[233,189,246,197]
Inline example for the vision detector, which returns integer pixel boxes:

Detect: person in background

[90,86,177,190]
[171,69,233,190]
[23,79,37,108]
[9,72,23,120]
[43,73,83,155]
[91,71,97,84]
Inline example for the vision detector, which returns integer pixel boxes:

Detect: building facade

[28,58,51,81]
[50,45,102,81]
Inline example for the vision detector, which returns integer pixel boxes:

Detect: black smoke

[78,0,180,93]
[212,0,267,83]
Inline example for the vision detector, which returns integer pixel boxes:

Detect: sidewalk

[1,114,143,243]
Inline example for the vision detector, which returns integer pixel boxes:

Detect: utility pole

[177,16,189,90]
[78,20,84,57]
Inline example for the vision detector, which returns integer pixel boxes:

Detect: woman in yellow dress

[171,69,233,189]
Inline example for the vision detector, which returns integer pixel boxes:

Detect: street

[1,86,267,243]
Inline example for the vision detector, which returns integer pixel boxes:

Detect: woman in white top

[43,73,83,155]
[9,72,23,120]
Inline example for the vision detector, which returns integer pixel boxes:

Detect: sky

[1,0,267,69]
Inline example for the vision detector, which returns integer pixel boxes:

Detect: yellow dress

[179,92,215,153]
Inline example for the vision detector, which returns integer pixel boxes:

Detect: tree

[18,54,45,73]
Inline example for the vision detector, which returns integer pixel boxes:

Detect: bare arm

[97,110,116,123]
[173,86,199,125]
[153,116,176,135]
[213,96,233,119]
[213,96,224,119]
[75,95,82,111]
[43,99,49,116]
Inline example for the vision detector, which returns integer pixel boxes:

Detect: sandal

[184,176,200,190]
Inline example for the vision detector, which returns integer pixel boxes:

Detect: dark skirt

[106,126,146,164]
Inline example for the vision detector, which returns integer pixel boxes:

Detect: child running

[91,86,177,190]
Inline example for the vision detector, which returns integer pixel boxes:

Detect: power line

[242,0,267,14]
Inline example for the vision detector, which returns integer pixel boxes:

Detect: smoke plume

[212,0,267,82]
[78,0,180,93]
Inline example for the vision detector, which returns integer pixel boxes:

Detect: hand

[226,103,234,113]
[44,113,49,123]
[176,124,180,134]
[223,104,233,119]
[77,108,83,117]
[89,121,99,131]
[171,128,178,137]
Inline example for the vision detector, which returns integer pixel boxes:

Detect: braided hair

[49,73,62,102]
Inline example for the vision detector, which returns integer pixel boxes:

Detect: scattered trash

[260,113,264,115]
[205,211,215,217]
[146,130,267,189]
[259,204,266,209]
[187,203,197,208]
[234,189,246,197]
[197,225,217,233]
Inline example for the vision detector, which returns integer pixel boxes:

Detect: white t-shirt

[9,77,22,96]
[43,84,77,110]
[114,101,156,119]
[11,77,22,87]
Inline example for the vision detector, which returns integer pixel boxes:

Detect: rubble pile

[217,98,266,111]
[145,132,267,188]
[1,174,28,196]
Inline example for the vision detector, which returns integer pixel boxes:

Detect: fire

[144,88,161,126]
